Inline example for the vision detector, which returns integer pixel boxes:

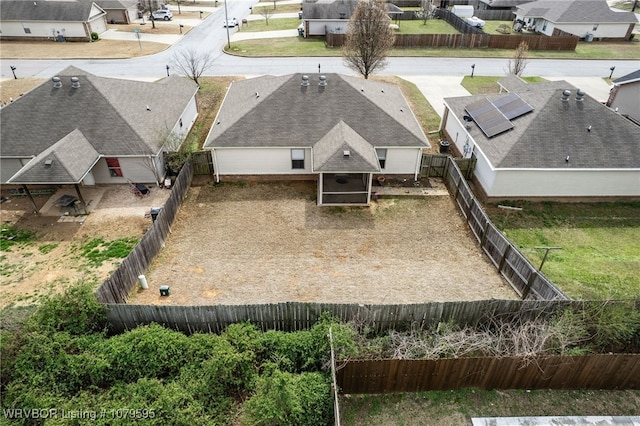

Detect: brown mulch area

[132,181,516,305]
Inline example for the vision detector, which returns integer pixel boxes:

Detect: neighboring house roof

[95,0,138,9]
[0,0,105,21]
[204,74,430,154]
[302,0,400,19]
[613,69,640,85]
[10,130,101,184]
[1,66,198,183]
[444,80,640,169]
[479,0,532,8]
[515,0,638,23]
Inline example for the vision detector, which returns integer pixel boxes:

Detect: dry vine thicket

[348,302,640,361]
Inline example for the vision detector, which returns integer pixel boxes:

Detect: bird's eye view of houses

[1,0,639,423]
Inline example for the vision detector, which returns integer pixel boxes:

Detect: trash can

[439,140,450,154]
[159,285,170,296]
[150,207,162,222]
[298,26,304,36]
[298,11,303,19]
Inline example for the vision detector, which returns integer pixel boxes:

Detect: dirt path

[132,181,515,305]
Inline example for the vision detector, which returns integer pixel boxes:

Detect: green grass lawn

[239,17,300,32]
[391,19,459,35]
[460,75,547,94]
[485,202,640,300]
[251,3,302,14]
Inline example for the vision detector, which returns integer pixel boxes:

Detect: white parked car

[466,16,485,28]
[223,18,238,28]
[150,9,173,20]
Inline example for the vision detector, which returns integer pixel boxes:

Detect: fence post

[498,244,511,273]
[522,270,537,300]
[329,327,341,426]
[479,217,490,249]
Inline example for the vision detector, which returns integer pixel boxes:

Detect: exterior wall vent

[52,76,62,88]
[44,159,52,167]
[343,150,350,157]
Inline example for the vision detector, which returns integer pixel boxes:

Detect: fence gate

[191,151,214,175]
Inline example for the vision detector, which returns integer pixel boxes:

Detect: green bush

[103,323,191,383]
[241,367,331,426]
[91,32,99,41]
[29,283,107,335]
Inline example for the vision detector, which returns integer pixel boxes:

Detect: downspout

[413,148,422,181]
[212,149,220,183]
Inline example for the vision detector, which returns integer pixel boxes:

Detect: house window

[23,27,31,34]
[339,12,346,19]
[376,148,387,169]
[542,21,547,31]
[291,149,305,169]
[105,157,123,177]
[592,24,598,31]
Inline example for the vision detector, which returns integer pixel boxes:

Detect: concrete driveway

[400,75,472,117]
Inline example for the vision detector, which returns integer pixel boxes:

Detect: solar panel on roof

[491,93,534,120]
[465,98,513,138]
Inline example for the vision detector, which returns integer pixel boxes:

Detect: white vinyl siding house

[204,74,430,206]
[441,78,640,200]
[1,67,198,188]
[514,0,637,40]
[0,1,108,41]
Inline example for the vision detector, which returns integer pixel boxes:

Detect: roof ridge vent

[301,75,310,86]
[318,75,327,86]
[575,89,585,101]
[52,76,62,88]
[561,89,571,101]
[70,76,80,89]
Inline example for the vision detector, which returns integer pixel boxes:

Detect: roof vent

[319,75,327,87]
[70,76,80,88]
[561,89,571,101]
[301,75,310,86]
[52,76,62,88]
[255,92,259,98]
[575,89,585,101]
[343,150,350,157]
[44,159,52,167]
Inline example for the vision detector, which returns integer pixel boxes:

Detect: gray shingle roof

[479,0,532,8]
[9,129,100,184]
[95,0,137,9]
[313,121,381,172]
[613,69,640,85]
[0,0,103,21]
[444,81,640,169]
[516,0,638,23]
[302,0,358,20]
[1,66,198,160]
[204,74,429,152]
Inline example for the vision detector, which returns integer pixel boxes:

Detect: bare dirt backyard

[0,184,170,307]
[131,181,515,305]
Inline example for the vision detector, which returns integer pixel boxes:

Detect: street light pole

[224,0,231,49]
[166,65,170,76]
[471,64,475,78]
[609,66,615,79]
[10,65,17,79]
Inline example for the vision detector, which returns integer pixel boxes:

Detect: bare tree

[171,48,215,86]
[260,7,273,24]
[342,0,395,79]
[507,41,529,76]
[416,0,435,25]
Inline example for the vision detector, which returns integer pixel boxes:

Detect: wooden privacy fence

[420,153,476,180]
[336,354,640,393]
[442,159,568,300]
[105,299,577,334]
[191,150,214,176]
[95,161,194,303]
